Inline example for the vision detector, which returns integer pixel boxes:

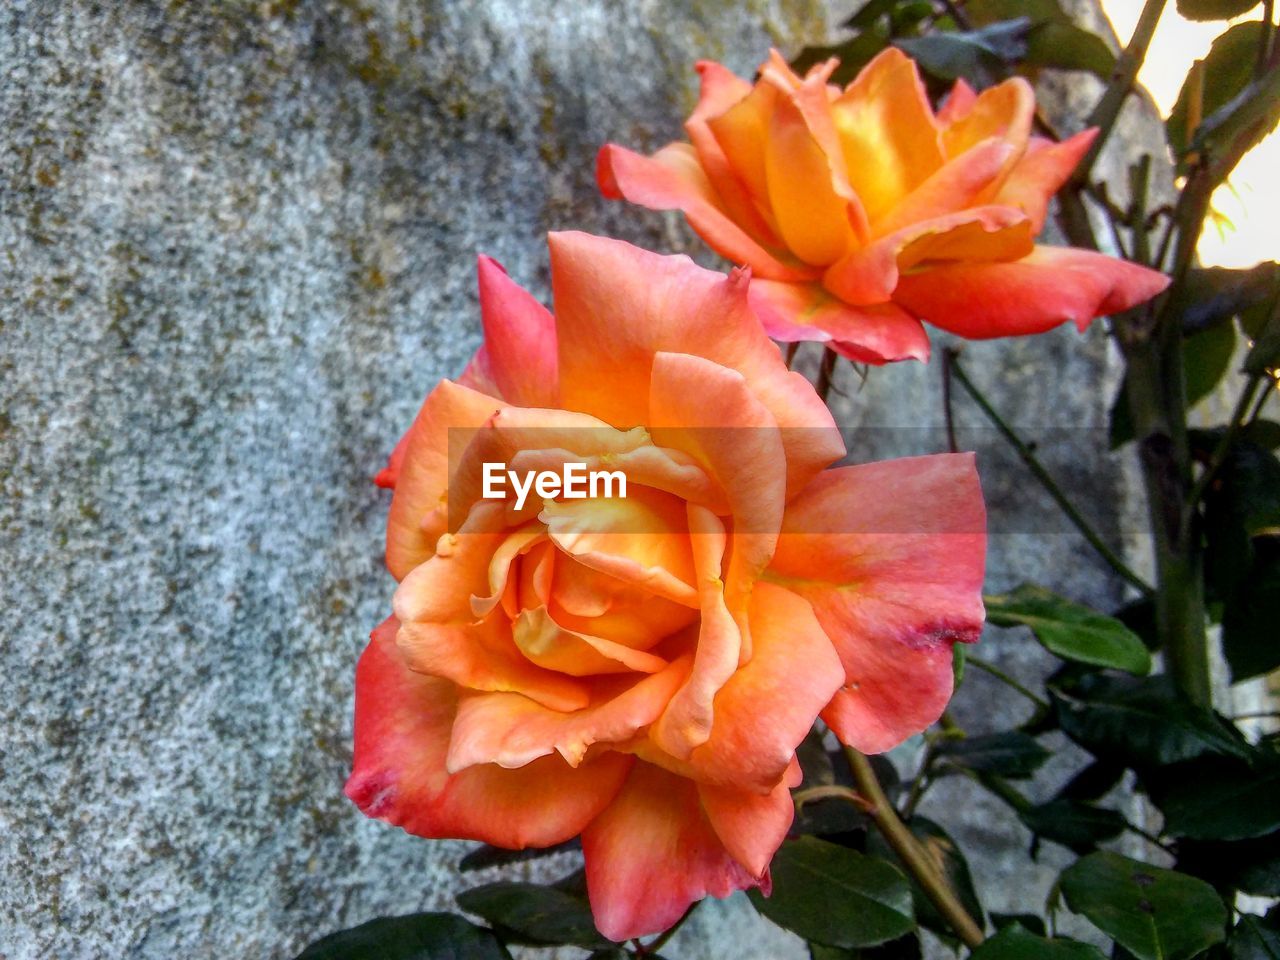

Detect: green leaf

[1182,263,1280,335]
[1230,906,1280,960]
[293,912,513,960]
[1184,320,1239,410]
[1168,21,1268,156]
[749,836,915,948]
[458,840,577,872]
[1176,831,1280,897]
[894,19,1031,86]
[1149,756,1280,841]
[1245,298,1280,375]
[969,923,1108,959]
[1059,851,1228,960]
[1018,799,1126,853]
[1053,674,1250,767]
[455,881,609,949]
[1176,0,1260,20]
[964,0,1114,77]
[809,932,923,958]
[986,585,1152,674]
[1224,545,1280,680]
[867,817,984,940]
[990,914,1048,936]
[1056,760,1126,802]
[934,731,1050,779]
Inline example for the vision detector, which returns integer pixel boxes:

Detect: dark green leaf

[867,817,984,939]
[1175,831,1280,897]
[1224,543,1280,681]
[1245,299,1280,375]
[1149,755,1280,841]
[1024,21,1115,77]
[1052,674,1251,767]
[810,932,923,958]
[934,731,1051,779]
[964,0,1114,77]
[1019,799,1126,853]
[458,840,578,872]
[293,912,512,960]
[1183,263,1280,335]
[1176,0,1260,20]
[1188,40,1280,177]
[1184,320,1239,410]
[986,585,1152,674]
[969,923,1109,959]
[845,0,899,28]
[1057,760,1126,802]
[455,881,608,949]
[749,836,915,948]
[1230,906,1280,959]
[1169,22,1268,157]
[990,914,1048,936]
[1059,851,1228,960]
[894,19,1031,86]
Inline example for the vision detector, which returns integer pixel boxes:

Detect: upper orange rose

[345,232,986,940]
[598,49,1170,363]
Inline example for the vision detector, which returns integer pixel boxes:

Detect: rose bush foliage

[345,232,987,940]
[598,49,1170,363]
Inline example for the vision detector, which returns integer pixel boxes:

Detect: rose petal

[446,652,695,770]
[393,501,510,625]
[384,381,506,580]
[699,772,795,877]
[397,613,590,713]
[824,205,1032,305]
[582,761,760,942]
[748,278,930,364]
[940,76,1034,160]
[549,232,844,495]
[831,49,944,222]
[892,245,1171,339]
[872,138,1015,236]
[344,618,632,848]
[767,455,987,753]
[457,256,559,408]
[512,605,670,676]
[597,143,811,282]
[993,129,1096,233]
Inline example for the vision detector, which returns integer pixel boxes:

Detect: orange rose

[345,232,986,939]
[598,49,1170,363]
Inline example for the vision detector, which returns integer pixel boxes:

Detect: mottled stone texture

[0,1,1185,958]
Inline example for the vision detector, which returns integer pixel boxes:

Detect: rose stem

[844,746,986,949]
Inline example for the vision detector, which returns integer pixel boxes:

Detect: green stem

[641,902,696,955]
[815,347,838,402]
[1186,373,1266,509]
[966,655,1052,713]
[844,747,986,949]
[948,352,1154,597]
[1074,0,1167,186]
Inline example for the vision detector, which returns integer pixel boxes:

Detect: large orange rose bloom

[345,232,987,940]
[598,49,1170,364]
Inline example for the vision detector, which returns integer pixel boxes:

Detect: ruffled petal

[511,605,670,676]
[445,652,694,770]
[940,76,1034,160]
[384,381,506,580]
[393,501,510,625]
[597,143,812,282]
[344,618,632,848]
[699,770,796,877]
[892,245,1171,339]
[767,455,987,753]
[582,761,760,942]
[824,205,1032,305]
[682,581,844,790]
[831,49,944,222]
[748,278,931,364]
[396,614,590,713]
[549,232,845,495]
[993,129,1096,232]
[458,256,559,408]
